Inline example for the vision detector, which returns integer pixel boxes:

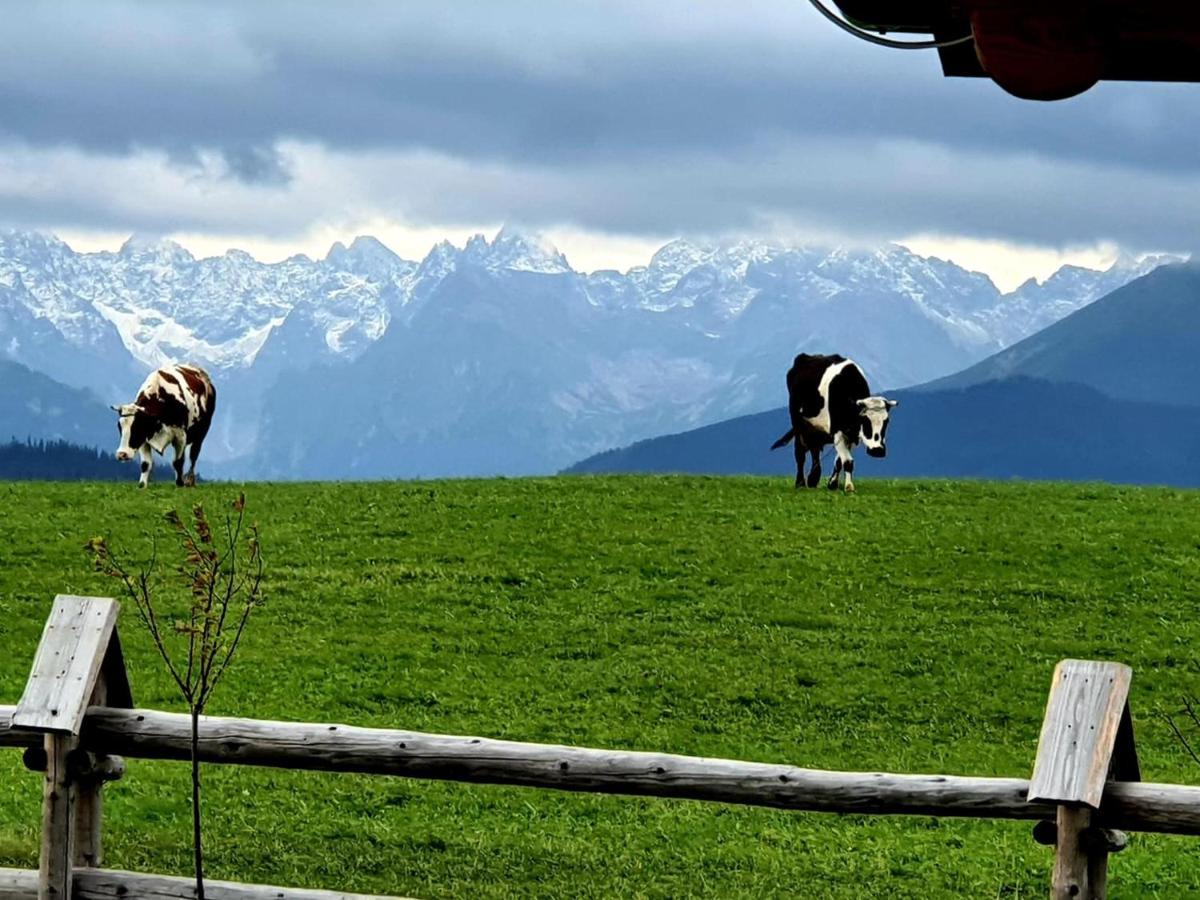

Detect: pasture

[1,476,1199,898]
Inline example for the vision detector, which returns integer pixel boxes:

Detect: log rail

[4,705,1200,838]
[0,866,409,899]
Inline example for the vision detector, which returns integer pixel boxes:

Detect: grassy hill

[2,478,1200,897]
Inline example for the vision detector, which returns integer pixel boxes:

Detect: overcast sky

[2,0,1198,288]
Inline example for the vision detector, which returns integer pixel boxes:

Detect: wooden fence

[1,595,1198,899]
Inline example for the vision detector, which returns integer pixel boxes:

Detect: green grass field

[2,477,1200,898]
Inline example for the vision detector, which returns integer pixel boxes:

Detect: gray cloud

[0,1,1197,251]
[219,145,292,186]
[3,2,1198,169]
[0,138,1193,258]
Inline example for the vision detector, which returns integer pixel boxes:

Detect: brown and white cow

[112,364,216,488]
[770,353,897,492]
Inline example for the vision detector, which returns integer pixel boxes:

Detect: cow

[112,364,216,488]
[770,353,897,493]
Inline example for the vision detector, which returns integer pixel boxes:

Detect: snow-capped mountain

[982,252,1176,346]
[0,226,1180,476]
[0,226,1170,378]
[0,232,143,400]
[249,233,1179,479]
[462,227,571,275]
[0,230,417,382]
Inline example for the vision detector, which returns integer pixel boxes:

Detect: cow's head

[111,403,157,461]
[856,396,898,458]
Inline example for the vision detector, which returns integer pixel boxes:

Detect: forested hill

[0,439,126,481]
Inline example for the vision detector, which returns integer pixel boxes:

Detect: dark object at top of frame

[830,0,1200,100]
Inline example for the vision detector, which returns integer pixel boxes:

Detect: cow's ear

[856,399,868,410]
[885,399,899,409]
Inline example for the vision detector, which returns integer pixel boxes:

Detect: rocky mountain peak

[117,233,194,263]
[460,228,570,274]
[325,235,412,277]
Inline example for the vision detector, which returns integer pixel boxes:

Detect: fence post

[1028,660,1139,900]
[72,629,131,869]
[10,596,132,898]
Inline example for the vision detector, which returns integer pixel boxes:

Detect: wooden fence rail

[3,705,1200,837]
[2,594,1196,899]
[0,866,409,900]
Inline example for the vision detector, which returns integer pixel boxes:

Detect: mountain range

[567,261,1200,487]
[922,262,1200,403]
[0,227,1177,477]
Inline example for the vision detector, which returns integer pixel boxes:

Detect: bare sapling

[1166,696,1200,772]
[86,493,264,900]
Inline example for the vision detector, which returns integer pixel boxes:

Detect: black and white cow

[770,353,897,492]
[112,364,216,488]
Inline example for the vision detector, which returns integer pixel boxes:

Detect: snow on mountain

[0,232,128,353]
[0,234,141,399]
[986,252,1179,346]
[0,225,1182,477]
[324,235,407,277]
[88,235,411,370]
[0,226,1171,382]
[248,233,1180,479]
[0,229,418,377]
[594,237,1178,353]
[462,227,571,274]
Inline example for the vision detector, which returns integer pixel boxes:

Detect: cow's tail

[770,428,795,451]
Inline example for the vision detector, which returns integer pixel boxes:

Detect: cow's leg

[833,432,856,493]
[185,438,204,487]
[827,457,843,491]
[138,445,153,489]
[171,437,186,487]
[806,448,822,488]
[792,437,807,488]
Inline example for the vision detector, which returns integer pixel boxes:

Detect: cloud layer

[2,1,1197,257]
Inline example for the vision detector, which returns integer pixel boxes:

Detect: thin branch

[212,508,243,659]
[104,541,190,696]
[200,507,247,693]
[1184,696,1200,731]
[195,528,223,692]
[204,562,264,703]
[1166,708,1200,770]
[184,557,202,690]
[197,568,222,693]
